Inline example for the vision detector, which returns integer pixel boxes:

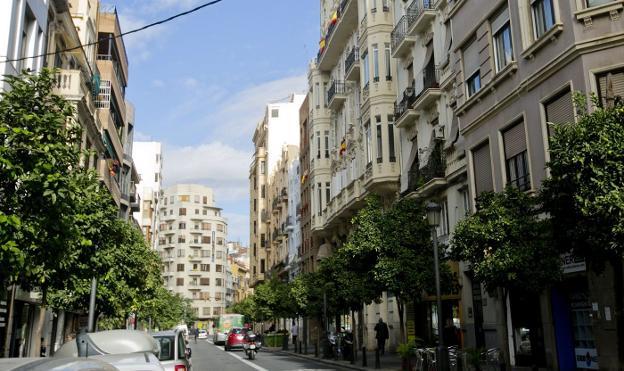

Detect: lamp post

[426,202,448,371]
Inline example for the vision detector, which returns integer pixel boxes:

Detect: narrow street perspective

[1,0,624,370]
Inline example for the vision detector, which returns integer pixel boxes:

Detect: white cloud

[117,13,169,62]
[134,130,153,141]
[222,212,249,245]
[151,79,165,88]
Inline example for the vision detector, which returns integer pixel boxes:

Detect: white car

[198,329,208,339]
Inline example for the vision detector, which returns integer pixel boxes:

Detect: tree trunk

[396,295,406,344]
[499,288,512,367]
[612,258,624,366]
[358,307,365,350]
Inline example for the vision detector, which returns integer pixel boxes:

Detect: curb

[262,347,397,371]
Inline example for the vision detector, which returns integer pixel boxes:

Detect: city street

[189,339,349,371]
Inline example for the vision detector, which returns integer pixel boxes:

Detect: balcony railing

[391,15,414,53]
[362,81,370,102]
[345,47,359,74]
[394,82,416,120]
[407,0,435,21]
[415,66,440,96]
[327,80,345,105]
[407,142,446,192]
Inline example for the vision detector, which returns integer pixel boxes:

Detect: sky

[115,0,319,245]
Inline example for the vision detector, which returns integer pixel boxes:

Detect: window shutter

[490,6,509,33]
[462,37,480,76]
[545,89,574,125]
[598,69,624,103]
[472,142,493,195]
[503,121,527,159]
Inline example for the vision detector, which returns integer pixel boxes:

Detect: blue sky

[116,0,318,245]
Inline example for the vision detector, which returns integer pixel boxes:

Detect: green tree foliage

[541,97,624,266]
[451,186,560,295]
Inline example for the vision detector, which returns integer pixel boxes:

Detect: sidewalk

[262,345,403,371]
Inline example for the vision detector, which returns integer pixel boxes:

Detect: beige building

[390,0,467,352]
[154,184,229,327]
[440,0,624,369]
[304,0,404,351]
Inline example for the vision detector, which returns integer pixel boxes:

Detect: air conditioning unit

[434,125,445,139]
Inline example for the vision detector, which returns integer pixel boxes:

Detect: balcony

[317,0,358,72]
[345,47,360,81]
[53,69,96,114]
[406,0,437,36]
[327,81,346,110]
[413,66,441,111]
[394,83,418,128]
[406,142,447,198]
[391,15,416,58]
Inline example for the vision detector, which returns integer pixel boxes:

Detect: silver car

[152,329,192,371]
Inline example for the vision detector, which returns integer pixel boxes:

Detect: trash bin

[282,334,289,350]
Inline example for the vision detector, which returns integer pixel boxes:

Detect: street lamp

[425,202,448,371]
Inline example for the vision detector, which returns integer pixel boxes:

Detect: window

[382,0,390,11]
[323,82,328,107]
[385,43,392,80]
[194,195,200,203]
[324,131,330,158]
[544,87,574,137]
[316,131,321,159]
[203,307,211,316]
[325,183,331,204]
[213,307,222,316]
[201,264,209,271]
[170,196,174,204]
[376,116,383,163]
[460,188,471,216]
[261,185,266,198]
[217,224,224,232]
[202,222,211,230]
[179,195,190,202]
[154,173,159,182]
[472,142,494,195]
[253,198,257,212]
[365,121,372,164]
[253,221,257,235]
[215,292,223,300]
[362,51,370,86]
[202,209,207,215]
[596,68,624,108]
[195,209,199,215]
[260,259,265,273]
[216,264,223,272]
[388,116,396,162]
[503,122,531,191]
[315,82,320,108]
[463,37,481,97]
[202,236,211,244]
[202,196,208,204]
[318,183,323,216]
[200,278,210,286]
[217,237,224,245]
[216,251,223,259]
[176,278,184,286]
[531,0,555,39]
[201,250,210,257]
[179,208,186,216]
[373,44,379,82]
[260,161,266,175]
[178,235,186,243]
[586,0,614,7]
[271,108,279,118]
[261,234,266,248]
[177,264,184,272]
[177,249,185,257]
[178,222,186,229]
[371,0,377,12]
[491,7,513,73]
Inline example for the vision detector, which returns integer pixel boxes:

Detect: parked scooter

[243,332,261,360]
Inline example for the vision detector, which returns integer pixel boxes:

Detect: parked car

[152,328,192,371]
[54,329,160,358]
[197,329,208,339]
[0,357,119,371]
[224,327,250,351]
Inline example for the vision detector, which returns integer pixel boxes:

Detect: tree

[451,186,561,363]
[541,97,624,363]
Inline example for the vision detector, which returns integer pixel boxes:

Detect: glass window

[373,44,379,82]
[586,0,612,7]
[362,51,370,85]
[365,121,372,164]
[531,0,555,39]
[315,82,320,107]
[466,71,481,97]
[387,117,396,162]
[385,43,392,80]
[317,131,321,159]
[324,131,330,158]
[492,18,513,72]
[376,123,383,163]
[156,337,174,361]
[271,108,279,118]
[179,208,186,216]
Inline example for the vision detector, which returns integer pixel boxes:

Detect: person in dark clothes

[374,318,389,355]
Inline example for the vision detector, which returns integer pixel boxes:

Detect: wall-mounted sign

[575,348,599,370]
[561,253,586,274]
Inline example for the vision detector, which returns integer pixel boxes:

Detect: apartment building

[299,96,316,275]
[390,0,467,351]
[442,0,624,368]
[249,94,305,287]
[133,141,163,243]
[154,184,229,328]
[305,0,403,350]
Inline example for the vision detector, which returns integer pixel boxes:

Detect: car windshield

[230,328,243,334]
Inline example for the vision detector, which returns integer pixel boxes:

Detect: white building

[265,94,306,177]
[132,141,163,243]
[154,184,229,328]
[0,0,48,91]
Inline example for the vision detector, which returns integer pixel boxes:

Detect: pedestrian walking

[291,321,298,347]
[374,318,389,356]
[194,327,199,344]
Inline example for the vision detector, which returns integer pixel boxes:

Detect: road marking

[222,348,268,371]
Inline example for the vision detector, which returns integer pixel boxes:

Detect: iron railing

[327,80,345,104]
[407,0,435,20]
[406,141,446,192]
[391,14,414,51]
[415,65,440,97]
[345,47,359,74]
[394,81,416,120]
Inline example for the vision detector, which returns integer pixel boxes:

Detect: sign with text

[561,253,586,274]
[575,348,598,369]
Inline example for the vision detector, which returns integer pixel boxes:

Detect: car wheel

[224,345,229,351]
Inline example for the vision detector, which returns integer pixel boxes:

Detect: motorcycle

[243,333,260,360]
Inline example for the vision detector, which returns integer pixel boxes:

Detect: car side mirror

[185,347,192,359]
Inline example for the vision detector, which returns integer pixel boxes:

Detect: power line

[0,0,225,64]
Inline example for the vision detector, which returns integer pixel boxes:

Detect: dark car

[224,328,250,351]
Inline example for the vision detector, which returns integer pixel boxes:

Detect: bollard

[362,346,367,367]
[375,348,381,369]
[282,334,289,350]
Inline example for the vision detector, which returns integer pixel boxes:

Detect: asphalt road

[188,338,351,371]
